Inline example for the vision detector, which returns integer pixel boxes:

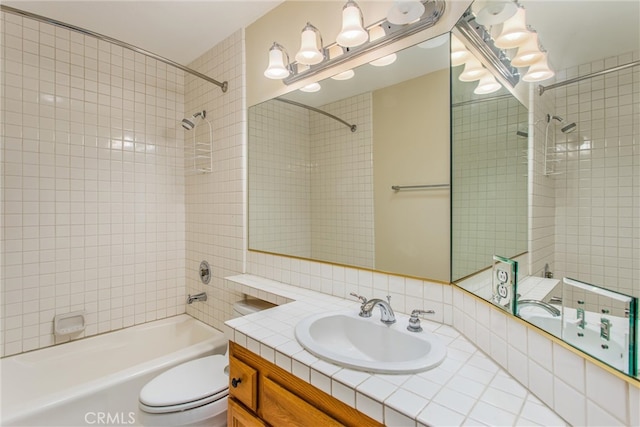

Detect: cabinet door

[228,398,266,427]
[229,356,258,411]
[261,377,344,427]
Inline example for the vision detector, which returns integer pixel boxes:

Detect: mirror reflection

[248,36,451,281]
[451,0,639,377]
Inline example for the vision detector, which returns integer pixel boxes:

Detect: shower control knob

[231,377,242,388]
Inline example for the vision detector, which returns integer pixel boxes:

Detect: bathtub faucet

[187,292,208,304]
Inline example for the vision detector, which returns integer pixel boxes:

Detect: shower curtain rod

[451,93,513,108]
[274,98,357,132]
[0,5,228,93]
[538,60,639,96]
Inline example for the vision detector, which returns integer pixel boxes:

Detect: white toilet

[138,298,275,426]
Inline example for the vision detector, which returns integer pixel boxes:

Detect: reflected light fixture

[510,30,543,67]
[295,22,325,66]
[368,25,397,66]
[300,82,321,92]
[451,34,471,66]
[418,33,448,49]
[474,73,502,94]
[336,0,368,47]
[386,0,425,25]
[473,0,517,26]
[494,6,530,49]
[522,52,555,82]
[458,58,486,81]
[264,42,291,79]
[331,69,355,80]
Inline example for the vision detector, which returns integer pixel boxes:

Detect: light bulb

[451,34,471,67]
[370,53,397,67]
[511,31,543,67]
[474,0,518,26]
[459,58,486,82]
[336,0,368,48]
[264,42,290,79]
[300,82,321,92]
[474,73,502,94]
[295,23,324,66]
[495,7,530,49]
[331,70,355,80]
[523,53,555,82]
[386,0,425,25]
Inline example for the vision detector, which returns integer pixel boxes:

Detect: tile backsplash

[1,11,186,356]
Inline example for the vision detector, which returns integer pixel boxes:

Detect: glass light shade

[300,82,321,92]
[474,0,518,26]
[336,1,368,47]
[511,31,543,67]
[522,53,555,82]
[494,7,530,49]
[451,34,471,66]
[386,0,425,25]
[264,43,290,79]
[418,34,448,49]
[370,53,397,67]
[331,70,355,80]
[295,23,324,66]
[458,58,486,82]
[474,73,502,94]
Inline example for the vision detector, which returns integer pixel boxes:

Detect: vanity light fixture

[295,22,325,66]
[494,6,530,49]
[510,30,543,67]
[264,0,446,86]
[458,57,486,81]
[522,52,555,82]
[336,0,369,48]
[450,34,471,66]
[264,42,291,79]
[368,25,397,67]
[300,82,321,92]
[386,0,425,25]
[331,69,355,80]
[474,72,502,94]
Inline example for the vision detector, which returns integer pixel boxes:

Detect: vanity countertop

[223,274,566,426]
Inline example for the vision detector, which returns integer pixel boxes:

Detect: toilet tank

[232,298,276,318]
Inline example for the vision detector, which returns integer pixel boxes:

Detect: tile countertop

[223,274,566,427]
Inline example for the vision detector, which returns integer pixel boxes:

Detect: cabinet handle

[231,377,242,388]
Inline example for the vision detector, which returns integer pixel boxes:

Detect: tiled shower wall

[183,30,246,330]
[550,51,639,298]
[451,95,528,280]
[248,101,312,257]
[0,12,186,356]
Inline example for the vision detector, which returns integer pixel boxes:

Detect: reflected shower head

[181,110,206,130]
[561,122,577,133]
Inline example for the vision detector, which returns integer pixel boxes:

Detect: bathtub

[1,314,227,427]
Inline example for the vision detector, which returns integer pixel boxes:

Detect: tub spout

[187,292,207,304]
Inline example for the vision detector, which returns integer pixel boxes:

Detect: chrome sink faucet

[517,299,560,316]
[353,294,396,325]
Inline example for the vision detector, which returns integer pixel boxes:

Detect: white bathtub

[1,314,227,427]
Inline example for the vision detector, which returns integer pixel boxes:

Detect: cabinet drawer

[229,356,258,411]
[261,376,344,427]
[228,398,267,427]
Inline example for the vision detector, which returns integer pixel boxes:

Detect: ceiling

[3,1,638,78]
[3,1,283,65]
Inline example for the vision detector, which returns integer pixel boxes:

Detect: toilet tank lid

[233,298,276,316]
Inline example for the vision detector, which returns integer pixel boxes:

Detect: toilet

[138,298,275,426]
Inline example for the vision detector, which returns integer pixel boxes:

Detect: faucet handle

[407,309,435,332]
[349,292,368,304]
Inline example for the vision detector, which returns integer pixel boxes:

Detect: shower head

[181,110,206,130]
[561,122,577,134]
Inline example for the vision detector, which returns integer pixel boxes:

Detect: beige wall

[373,69,450,280]
[246,0,471,107]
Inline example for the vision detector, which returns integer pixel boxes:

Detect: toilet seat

[139,355,229,414]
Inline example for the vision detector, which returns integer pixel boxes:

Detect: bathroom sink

[294,311,447,374]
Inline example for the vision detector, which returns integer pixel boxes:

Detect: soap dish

[54,310,87,336]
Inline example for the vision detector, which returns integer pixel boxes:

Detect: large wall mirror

[451,1,639,378]
[248,34,452,282]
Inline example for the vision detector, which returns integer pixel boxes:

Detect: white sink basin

[294,310,447,374]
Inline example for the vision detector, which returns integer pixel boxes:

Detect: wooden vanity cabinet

[228,341,383,427]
